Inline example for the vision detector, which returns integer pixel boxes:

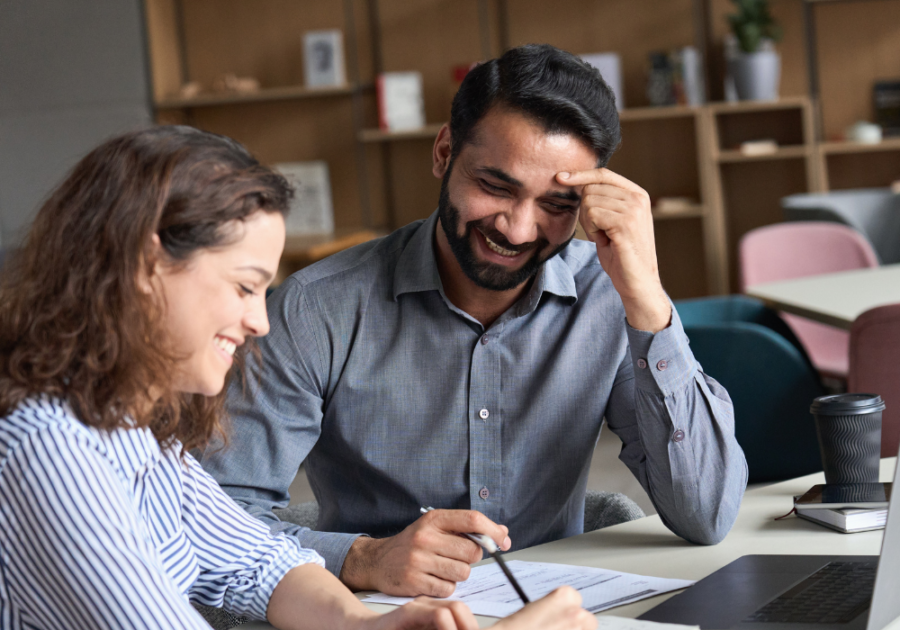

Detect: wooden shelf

[155,84,357,109]
[652,204,705,220]
[360,106,701,141]
[359,124,445,143]
[706,97,811,114]
[716,146,811,163]
[819,138,900,155]
[618,105,700,122]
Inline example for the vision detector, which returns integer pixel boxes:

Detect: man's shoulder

[559,238,604,277]
[285,219,427,291]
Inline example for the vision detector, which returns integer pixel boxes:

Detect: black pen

[420,506,530,604]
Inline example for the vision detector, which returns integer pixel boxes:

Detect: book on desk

[795,504,887,534]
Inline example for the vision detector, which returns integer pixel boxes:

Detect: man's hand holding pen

[340,509,511,597]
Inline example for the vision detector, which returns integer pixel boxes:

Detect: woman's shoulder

[0,396,103,470]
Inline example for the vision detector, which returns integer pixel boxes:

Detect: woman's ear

[137,234,163,295]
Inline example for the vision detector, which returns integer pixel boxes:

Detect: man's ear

[432,123,453,179]
[137,233,163,295]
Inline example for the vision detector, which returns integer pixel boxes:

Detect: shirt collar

[392,209,578,305]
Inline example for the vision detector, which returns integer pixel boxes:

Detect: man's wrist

[622,288,671,334]
[339,536,378,591]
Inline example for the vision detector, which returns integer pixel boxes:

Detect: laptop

[638,460,900,630]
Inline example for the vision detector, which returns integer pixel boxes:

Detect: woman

[0,126,594,630]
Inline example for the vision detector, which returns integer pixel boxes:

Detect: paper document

[364,560,694,618]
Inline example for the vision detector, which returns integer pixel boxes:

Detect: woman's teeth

[484,234,519,257]
[215,336,236,356]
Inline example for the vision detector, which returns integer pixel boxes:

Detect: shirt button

[481,335,489,345]
[479,487,490,500]
[479,408,490,420]
[637,358,648,369]
[673,430,685,442]
[657,360,668,371]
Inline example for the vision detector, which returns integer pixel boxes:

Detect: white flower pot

[728,51,781,101]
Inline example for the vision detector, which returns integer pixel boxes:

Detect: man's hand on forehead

[555,168,671,333]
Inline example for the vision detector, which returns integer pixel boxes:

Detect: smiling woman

[0,126,593,630]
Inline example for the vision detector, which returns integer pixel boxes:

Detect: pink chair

[849,304,900,457]
[740,222,879,379]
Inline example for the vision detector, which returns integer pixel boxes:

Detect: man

[200,44,747,599]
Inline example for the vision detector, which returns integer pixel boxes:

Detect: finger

[581,184,636,204]
[428,509,510,550]
[412,573,460,599]
[423,553,473,584]
[412,599,480,630]
[558,168,644,193]
[582,193,636,216]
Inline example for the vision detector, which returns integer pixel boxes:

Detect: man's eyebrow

[477,166,580,203]
[546,189,581,203]
[477,167,524,188]
[238,265,273,282]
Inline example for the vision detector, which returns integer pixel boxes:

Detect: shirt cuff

[241,537,325,620]
[292,527,365,578]
[626,308,698,396]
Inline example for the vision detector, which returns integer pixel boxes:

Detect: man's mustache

[471,223,546,255]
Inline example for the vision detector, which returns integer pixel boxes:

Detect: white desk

[243,460,897,629]
[745,264,900,330]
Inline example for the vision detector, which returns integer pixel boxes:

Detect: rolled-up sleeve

[182,455,325,619]
[605,307,748,545]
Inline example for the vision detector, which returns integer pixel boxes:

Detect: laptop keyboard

[743,561,877,624]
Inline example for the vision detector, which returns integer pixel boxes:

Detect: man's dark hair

[449,44,621,166]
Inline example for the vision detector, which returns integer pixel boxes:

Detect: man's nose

[494,201,539,245]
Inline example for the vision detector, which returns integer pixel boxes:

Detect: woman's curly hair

[0,125,291,452]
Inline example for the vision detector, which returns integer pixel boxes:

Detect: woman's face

[153,210,286,396]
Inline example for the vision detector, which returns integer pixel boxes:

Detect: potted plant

[727,0,782,101]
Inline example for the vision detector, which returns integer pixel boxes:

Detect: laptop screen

[867,459,900,630]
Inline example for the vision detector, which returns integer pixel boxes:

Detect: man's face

[436,107,598,292]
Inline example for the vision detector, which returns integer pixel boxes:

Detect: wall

[0,0,151,246]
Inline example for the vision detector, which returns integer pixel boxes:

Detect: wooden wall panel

[384,139,442,228]
[656,219,708,299]
[189,98,364,230]
[378,0,485,124]
[720,158,808,289]
[825,150,900,190]
[178,0,348,88]
[143,0,184,101]
[505,0,697,109]
[815,0,900,140]
[609,117,701,202]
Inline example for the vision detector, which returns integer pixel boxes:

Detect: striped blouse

[0,397,324,629]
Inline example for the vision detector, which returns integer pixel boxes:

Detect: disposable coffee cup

[810,393,885,484]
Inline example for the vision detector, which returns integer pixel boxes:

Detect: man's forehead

[461,106,598,168]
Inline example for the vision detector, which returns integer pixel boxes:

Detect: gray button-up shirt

[200,211,747,576]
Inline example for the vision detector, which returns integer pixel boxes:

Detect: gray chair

[195,492,644,629]
[781,188,900,264]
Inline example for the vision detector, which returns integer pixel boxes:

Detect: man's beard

[437,164,574,292]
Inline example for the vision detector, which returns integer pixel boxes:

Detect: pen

[420,506,530,604]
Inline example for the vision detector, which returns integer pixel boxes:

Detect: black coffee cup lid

[810,393,886,416]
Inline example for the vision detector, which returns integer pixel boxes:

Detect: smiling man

[199,44,747,599]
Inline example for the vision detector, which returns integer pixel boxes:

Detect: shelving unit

[142,0,900,296]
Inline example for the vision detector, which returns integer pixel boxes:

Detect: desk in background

[745,264,900,330]
[244,460,898,629]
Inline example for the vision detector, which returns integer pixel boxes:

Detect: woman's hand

[360,597,478,630]
[495,587,597,630]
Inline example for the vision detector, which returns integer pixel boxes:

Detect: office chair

[676,295,825,483]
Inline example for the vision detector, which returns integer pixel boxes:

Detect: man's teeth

[484,234,519,257]
[215,336,236,356]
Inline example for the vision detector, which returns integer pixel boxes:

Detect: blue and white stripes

[0,397,324,629]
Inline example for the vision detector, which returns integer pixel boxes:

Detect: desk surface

[244,460,897,629]
[745,264,900,330]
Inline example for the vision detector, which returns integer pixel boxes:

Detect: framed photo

[272,161,335,236]
[303,30,346,87]
[377,71,425,131]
